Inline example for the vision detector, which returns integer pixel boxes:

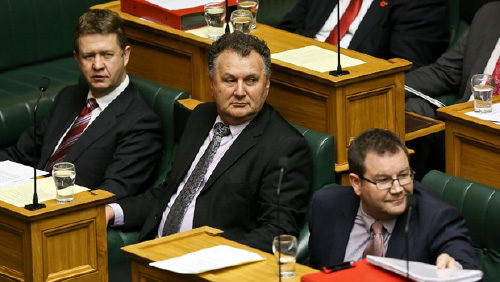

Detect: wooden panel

[0,223,25,281]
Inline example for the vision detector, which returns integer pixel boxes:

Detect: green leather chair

[422,170,500,282]
[258,0,299,27]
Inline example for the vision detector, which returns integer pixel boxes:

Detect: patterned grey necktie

[162,122,231,236]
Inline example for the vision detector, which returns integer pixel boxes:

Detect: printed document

[0,161,48,189]
[368,256,483,282]
[150,245,264,274]
[145,0,214,10]
[271,45,365,73]
[466,103,500,125]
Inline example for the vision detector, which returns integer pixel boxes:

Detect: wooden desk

[122,226,317,282]
[0,189,114,281]
[437,97,500,189]
[94,1,412,184]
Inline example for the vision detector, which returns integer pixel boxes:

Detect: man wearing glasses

[307,128,480,271]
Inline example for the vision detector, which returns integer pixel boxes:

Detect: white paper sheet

[0,177,89,207]
[0,161,49,189]
[466,103,500,125]
[368,256,483,282]
[271,45,365,73]
[145,0,216,10]
[149,245,265,274]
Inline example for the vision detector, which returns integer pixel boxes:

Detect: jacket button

[154,214,160,220]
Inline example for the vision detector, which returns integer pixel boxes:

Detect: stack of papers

[466,103,500,125]
[0,161,48,189]
[150,245,264,274]
[367,256,483,282]
[145,0,215,10]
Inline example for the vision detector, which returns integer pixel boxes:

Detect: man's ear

[350,173,362,197]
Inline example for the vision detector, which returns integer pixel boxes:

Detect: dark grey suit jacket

[0,81,162,200]
[406,2,500,104]
[308,182,480,270]
[117,102,313,253]
[277,0,449,69]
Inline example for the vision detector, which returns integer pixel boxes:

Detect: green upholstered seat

[258,0,299,27]
[422,170,500,282]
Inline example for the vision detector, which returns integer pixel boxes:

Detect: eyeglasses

[359,171,415,190]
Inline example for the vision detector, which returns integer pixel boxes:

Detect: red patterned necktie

[363,220,385,258]
[326,0,363,46]
[45,98,99,172]
[493,55,500,96]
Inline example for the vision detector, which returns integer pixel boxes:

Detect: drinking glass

[52,162,76,203]
[471,74,495,113]
[272,234,298,279]
[231,10,253,34]
[237,0,259,29]
[204,2,226,40]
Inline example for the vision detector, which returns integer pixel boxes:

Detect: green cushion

[258,0,299,27]
[422,170,500,282]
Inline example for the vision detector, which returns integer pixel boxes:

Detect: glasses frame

[359,170,415,190]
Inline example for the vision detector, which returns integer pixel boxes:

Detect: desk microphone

[25,77,50,211]
[225,0,230,34]
[276,157,288,282]
[404,194,417,281]
[330,0,349,77]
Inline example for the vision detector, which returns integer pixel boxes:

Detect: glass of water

[272,234,298,279]
[52,162,76,203]
[231,10,253,34]
[471,74,495,113]
[237,0,259,30]
[204,2,226,40]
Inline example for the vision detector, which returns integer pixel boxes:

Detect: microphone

[276,157,288,282]
[25,77,50,211]
[225,0,230,34]
[404,194,417,281]
[329,0,350,77]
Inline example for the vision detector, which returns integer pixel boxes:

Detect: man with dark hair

[277,0,449,69]
[106,31,313,253]
[0,9,162,200]
[308,128,479,270]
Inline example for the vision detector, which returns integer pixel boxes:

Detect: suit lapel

[64,83,133,163]
[348,1,389,50]
[39,87,87,168]
[331,192,359,263]
[386,208,415,259]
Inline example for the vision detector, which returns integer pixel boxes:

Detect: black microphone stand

[330,0,350,77]
[225,0,231,34]
[277,166,283,282]
[25,77,49,211]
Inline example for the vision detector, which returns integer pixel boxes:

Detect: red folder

[121,0,237,30]
[301,259,405,282]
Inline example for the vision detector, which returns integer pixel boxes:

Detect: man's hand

[436,253,459,269]
[105,205,115,226]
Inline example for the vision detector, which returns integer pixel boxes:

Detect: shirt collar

[87,75,129,111]
[212,116,250,140]
[358,203,397,235]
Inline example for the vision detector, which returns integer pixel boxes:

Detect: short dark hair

[348,128,409,177]
[207,31,271,78]
[74,9,127,53]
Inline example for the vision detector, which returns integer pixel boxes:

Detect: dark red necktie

[45,98,99,172]
[493,55,500,96]
[326,0,363,46]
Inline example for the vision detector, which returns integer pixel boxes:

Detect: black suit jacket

[406,2,500,104]
[277,0,449,69]
[117,102,313,253]
[308,182,480,270]
[0,81,162,200]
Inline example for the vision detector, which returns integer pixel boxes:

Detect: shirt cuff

[108,203,125,227]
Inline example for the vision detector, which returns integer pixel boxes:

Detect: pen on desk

[322,261,356,273]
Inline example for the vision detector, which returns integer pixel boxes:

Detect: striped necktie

[45,98,99,172]
[363,220,385,258]
[326,0,363,46]
[493,55,500,96]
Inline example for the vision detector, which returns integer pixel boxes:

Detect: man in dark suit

[308,128,479,270]
[105,32,313,253]
[405,1,500,118]
[277,0,449,69]
[0,9,162,200]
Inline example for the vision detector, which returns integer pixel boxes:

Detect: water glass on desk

[471,74,495,113]
[204,2,226,40]
[272,234,298,279]
[231,10,253,34]
[52,162,75,203]
[237,0,259,29]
